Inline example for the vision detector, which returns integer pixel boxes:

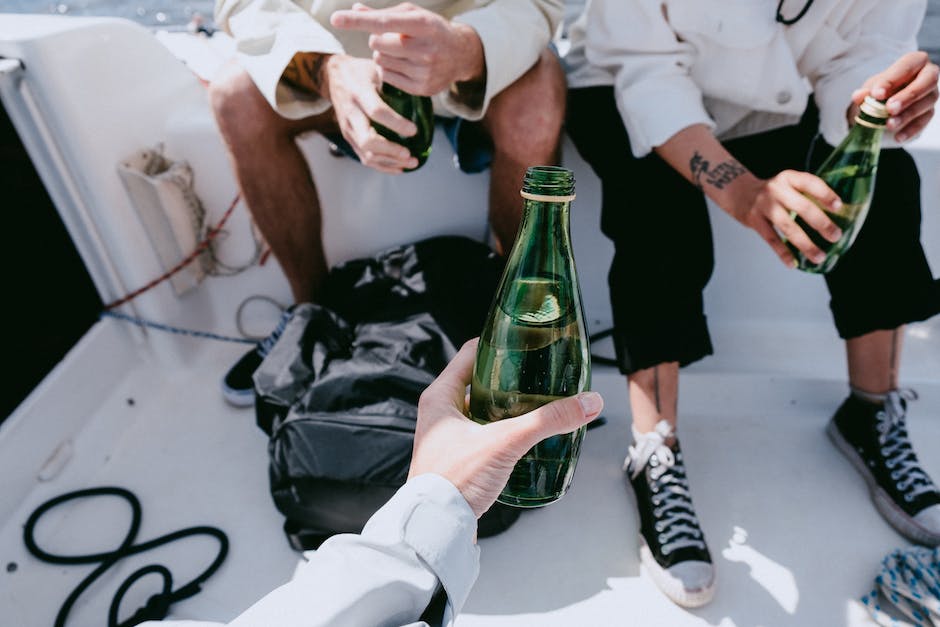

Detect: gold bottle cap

[860,95,889,119]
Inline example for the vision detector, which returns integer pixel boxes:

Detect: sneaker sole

[639,538,716,608]
[221,384,255,408]
[826,418,940,546]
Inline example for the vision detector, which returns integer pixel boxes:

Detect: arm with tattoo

[652,123,843,268]
[654,124,761,216]
[689,151,747,191]
[282,52,331,96]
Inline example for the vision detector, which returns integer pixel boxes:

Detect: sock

[851,386,890,406]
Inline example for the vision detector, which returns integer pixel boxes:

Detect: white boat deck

[0,14,938,627]
[1,317,937,626]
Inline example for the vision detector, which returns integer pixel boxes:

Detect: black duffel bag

[253,236,521,550]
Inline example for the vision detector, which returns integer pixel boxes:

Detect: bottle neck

[517,198,571,243]
[507,197,573,275]
[854,109,887,130]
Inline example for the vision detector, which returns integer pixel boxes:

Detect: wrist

[452,23,484,84]
[720,171,763,222]
[318,53,343,101]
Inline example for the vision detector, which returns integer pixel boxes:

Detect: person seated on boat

[562,0,940,607]
[145,340,604,627]
[209,0,566,406]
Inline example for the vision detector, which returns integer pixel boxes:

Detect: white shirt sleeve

[214,0,346,120]
[582,0,715,158]
[146,473,480,627]
[807,0,926,148]
[450,0,563,120]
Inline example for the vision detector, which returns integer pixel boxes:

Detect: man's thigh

[212,61,340,139]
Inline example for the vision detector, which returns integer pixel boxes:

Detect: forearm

[653,124,760,221]
[225,475,478,627]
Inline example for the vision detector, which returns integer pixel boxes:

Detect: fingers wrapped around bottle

[747,170,843,267]
[851,51,939,143]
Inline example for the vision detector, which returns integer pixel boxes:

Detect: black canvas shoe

[625,420,716,607]
[221,307,294,407]
[828,390,940,546]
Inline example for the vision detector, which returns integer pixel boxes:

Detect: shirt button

[776,90,792,105]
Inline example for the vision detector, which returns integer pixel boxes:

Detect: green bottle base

[496,491,568,508]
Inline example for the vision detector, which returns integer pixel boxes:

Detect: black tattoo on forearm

[689,151,747,190]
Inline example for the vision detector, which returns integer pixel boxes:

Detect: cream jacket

[145,474,480,626]
[564,0,926,157]
[215,0,563,120]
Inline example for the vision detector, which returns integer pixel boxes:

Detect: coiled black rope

[23,487,229,627]
[776,0,815,25]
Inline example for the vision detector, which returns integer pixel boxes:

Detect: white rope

[863,546,940,626]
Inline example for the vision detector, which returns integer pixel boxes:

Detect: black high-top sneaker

[625,420,716,607]
[827,389,940,546]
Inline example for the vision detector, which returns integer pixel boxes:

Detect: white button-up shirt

[145,473,480,627]
[214,0,563,121]
[564,0,925,157]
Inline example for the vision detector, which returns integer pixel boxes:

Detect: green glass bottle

[787,95,888,273]
[469,166,591,508]
[371,83,433,171]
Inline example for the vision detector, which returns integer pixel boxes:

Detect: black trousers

[567,86,940,375]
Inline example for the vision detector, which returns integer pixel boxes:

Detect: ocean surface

[3,0,940,57]
[3,0,216,29]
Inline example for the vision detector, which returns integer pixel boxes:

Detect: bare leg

[628,362,680,438]
[481,49,567,254]
[209,63,339,303]
[846,327,904,395]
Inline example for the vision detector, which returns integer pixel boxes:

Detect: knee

[486,49,566,159]
[209,64,281,143]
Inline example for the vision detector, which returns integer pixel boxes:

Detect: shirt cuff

[616,75,715,157]
[231,11,345,120]
[449,10,544,121]
[362,473,481,614]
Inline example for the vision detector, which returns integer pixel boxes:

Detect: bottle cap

[521,166,575,202]
[860,95,889,119]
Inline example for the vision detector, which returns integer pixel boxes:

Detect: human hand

[851,51,939,143]
[331,2,485,97]
[729,171,844,267]
[409,339,603,518]
[320,54,419,173]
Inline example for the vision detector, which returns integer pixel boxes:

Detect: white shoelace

[876,389,939,502]
[625,420,706,555]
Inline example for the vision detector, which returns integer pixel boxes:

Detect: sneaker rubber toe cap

[668,560,716,594]
[913,504,940,544]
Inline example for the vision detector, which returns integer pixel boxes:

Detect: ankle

[851,386,890,406]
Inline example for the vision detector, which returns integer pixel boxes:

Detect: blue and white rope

[863,546,940,626]
[102,311,256,345]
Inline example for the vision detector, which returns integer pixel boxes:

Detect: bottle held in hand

[787,96,888,273]
[372,83,433,171]
[469,166,591,508]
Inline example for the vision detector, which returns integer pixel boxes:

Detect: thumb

[506,392,603,453]
[850,88,868,107]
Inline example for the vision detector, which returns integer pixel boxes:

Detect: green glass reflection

[371,83,433,172]
[787,105,886,273]
[469,166,591,507]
